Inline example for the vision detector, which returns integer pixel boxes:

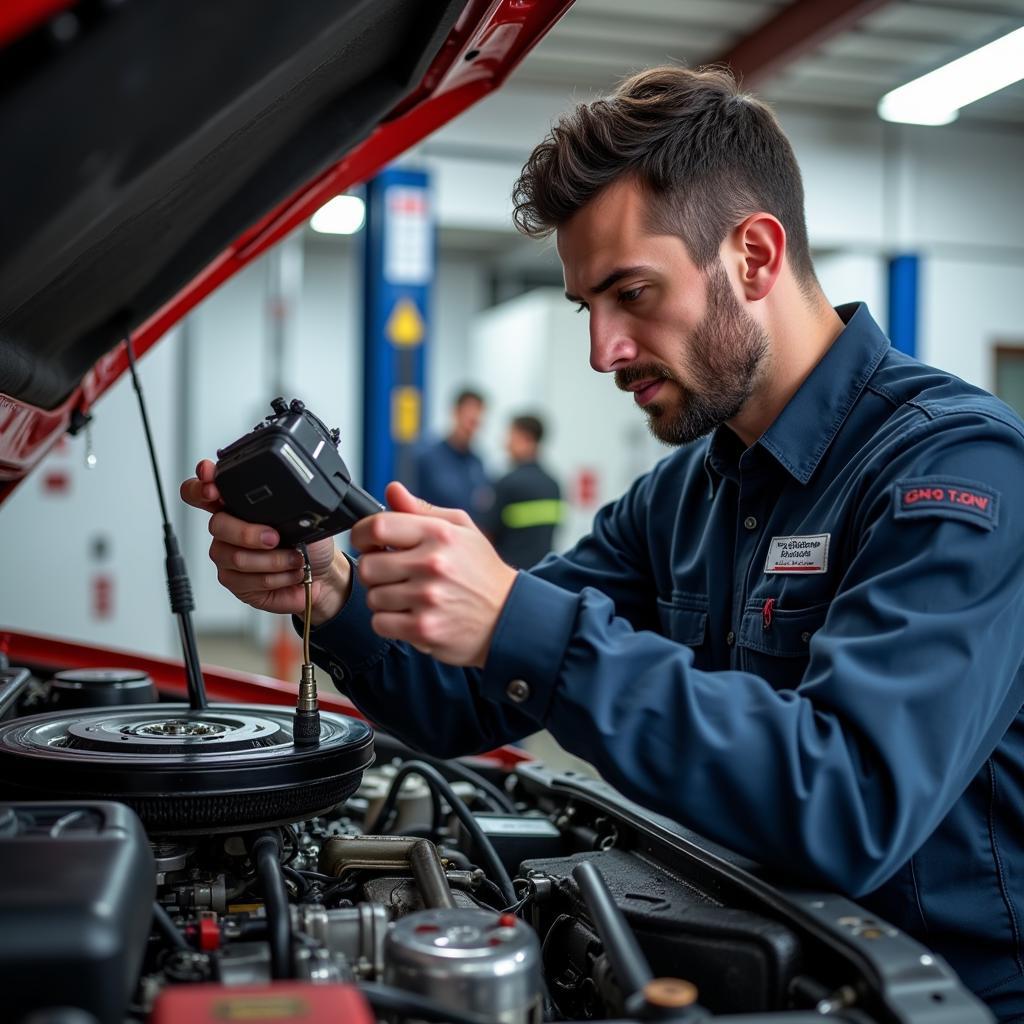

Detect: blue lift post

[888,253,919,358]
[362,167,433,501]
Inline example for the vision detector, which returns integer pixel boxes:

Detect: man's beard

[616,263,769,446]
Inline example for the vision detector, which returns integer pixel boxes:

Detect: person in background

[484,414,562,569]
[413,388,491,522]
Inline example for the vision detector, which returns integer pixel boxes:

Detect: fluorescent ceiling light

[310,194,366,234]
[878,25,1024,126]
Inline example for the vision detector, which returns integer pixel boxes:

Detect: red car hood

[0,0,572,502]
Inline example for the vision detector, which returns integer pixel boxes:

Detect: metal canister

[384,908,542,1024]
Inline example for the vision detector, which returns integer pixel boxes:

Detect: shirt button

[801,632,812,644]
[743,516,758,530]
[506,679,531,703]
[726,631,736,646]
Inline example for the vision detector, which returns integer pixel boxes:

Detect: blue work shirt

[312,304,1024,1019]
[413,438,491,522]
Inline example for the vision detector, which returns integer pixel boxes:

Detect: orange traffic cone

[269,619,301,682]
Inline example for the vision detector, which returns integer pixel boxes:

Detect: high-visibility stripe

[501,499,564,529]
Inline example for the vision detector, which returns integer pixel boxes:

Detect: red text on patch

[902,487,989,511]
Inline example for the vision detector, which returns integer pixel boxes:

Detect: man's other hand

[179,459,351,623]
[352,482,517,668]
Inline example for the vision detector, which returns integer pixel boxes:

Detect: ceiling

[509,0,1024,126]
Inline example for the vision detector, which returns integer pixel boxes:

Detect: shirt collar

[704,302,890,490]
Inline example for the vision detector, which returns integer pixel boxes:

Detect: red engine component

[197,917,220,952]
[150,983,375,1024]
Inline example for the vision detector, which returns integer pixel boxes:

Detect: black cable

[295,869,340,884]
[427,776,444,836]
[281,865,309,898]
[369,778,443,838]
[281,827,301,866]
[359,983,492,1024]
[471,876,511,910]
[124,338,170,525]
[366,760,516,907]
[152,902,189,952]
[252,833,292,979]
[124,337,208,711]
[421,754,517,814]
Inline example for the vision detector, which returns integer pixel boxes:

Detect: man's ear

[726,213,786,302]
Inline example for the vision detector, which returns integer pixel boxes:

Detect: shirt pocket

[656,592,709,661]
[737,600,828,689]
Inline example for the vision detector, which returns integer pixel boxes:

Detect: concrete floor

[197,629,596,776]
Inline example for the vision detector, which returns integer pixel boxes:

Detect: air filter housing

[0,704,374,834]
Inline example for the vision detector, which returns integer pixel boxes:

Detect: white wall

[0,332,183,658]
[813,252,887,324]
[428,257,491,438]
[923,259,1024,390]
[471,289,667,550]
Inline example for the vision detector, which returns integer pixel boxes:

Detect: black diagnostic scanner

[215,397,383,547]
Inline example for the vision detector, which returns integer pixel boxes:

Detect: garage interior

[2,0,1022,764]
[2,2,1024,1022]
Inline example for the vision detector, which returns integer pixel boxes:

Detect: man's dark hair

[453,388,485,408]
[511,414,544,444]
[512,65,817,291]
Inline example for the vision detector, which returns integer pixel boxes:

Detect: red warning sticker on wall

[893,478,998,531]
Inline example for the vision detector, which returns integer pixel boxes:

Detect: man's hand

[179,459,351,624]
[352,482,518,668]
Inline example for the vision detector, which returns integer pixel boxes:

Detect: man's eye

[575,302,588,314]
[620,286,646,303]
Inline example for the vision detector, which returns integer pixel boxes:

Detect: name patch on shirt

[893,477,998,531]
[764,534,830,574]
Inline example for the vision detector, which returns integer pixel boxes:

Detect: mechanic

[182,66,1024,1019]
[411,387,492,522]
[483,414,563,568]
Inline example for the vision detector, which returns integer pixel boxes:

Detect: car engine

[0,661,995,1024]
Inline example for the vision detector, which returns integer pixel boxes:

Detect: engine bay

[0,660,994,1024]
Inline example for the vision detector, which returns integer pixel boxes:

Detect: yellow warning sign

[385,297,425,347]
[391,386,421,443]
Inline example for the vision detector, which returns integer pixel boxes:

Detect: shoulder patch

[892,477,999,531]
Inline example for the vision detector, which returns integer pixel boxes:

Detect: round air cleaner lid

[49,667,158,709]
[0,704,374,835]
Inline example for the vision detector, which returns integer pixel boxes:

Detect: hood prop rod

[124,337,208,711]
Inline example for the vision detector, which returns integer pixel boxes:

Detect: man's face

[506,426,535,463]
[453,398,483,442]
[557,179,769,446]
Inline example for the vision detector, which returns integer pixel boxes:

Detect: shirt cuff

[481,571,579,722]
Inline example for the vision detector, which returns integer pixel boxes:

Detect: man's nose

[589,314,637,373]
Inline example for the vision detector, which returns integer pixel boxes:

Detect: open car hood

[0,0,572,501]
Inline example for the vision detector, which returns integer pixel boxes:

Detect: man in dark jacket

[485,414,562,568]
[413,388,491,522]
[184,66,1024,1020]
